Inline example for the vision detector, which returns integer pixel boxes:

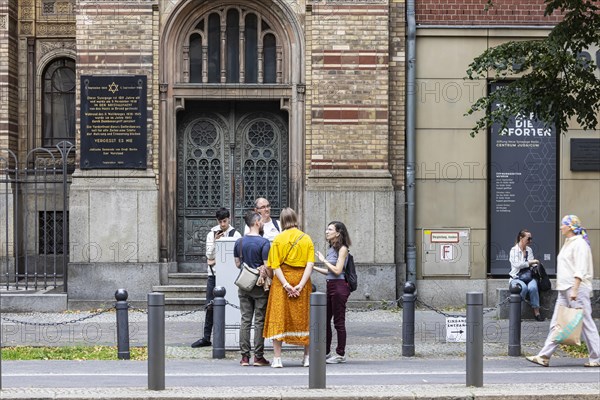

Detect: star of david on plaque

[108,82,119,93]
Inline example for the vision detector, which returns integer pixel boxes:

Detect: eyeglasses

[527,237,533,242]
[257,204,271,210]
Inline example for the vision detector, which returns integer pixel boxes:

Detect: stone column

[305,1,397,305]
[68,1,161,309]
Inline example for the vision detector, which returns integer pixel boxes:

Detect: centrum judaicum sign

[489,82,557,276]
[80,75,147,169]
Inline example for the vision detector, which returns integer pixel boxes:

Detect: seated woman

[509,229,544,321]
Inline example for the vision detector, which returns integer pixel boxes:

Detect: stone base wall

[417,279,600,309]
[68,170,159,264]
[67,262,166,307]
[305,170,396,303]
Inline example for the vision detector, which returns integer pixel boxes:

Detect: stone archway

[159,0,305,262]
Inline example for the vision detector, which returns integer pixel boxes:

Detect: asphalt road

[2,358,599,388]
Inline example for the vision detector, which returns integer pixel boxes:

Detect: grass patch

[560,342,588,358]
[1,346,147,361]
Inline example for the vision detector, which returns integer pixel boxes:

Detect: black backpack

[344,253,357,292]
[532,262,552,292]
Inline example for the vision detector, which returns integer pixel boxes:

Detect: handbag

[234,262,260,292]
[551,305,584,346]
[517,267,534,284]
[234,238,260,292]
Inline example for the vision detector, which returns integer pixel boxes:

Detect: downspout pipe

[406,0,417,284]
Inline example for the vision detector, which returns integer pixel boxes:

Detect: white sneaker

[326,353,346,364]
[271,357,283,368]
[302,355,309,367]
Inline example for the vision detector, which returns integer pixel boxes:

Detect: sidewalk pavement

[1,307,599,398]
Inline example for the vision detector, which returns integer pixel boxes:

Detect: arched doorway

[176,101,288,267]
[160,1,304,265]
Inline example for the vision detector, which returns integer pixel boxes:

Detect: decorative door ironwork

[234,112,288,231]
[176,104,287,266]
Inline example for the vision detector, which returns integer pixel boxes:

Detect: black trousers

[203,275,216,340]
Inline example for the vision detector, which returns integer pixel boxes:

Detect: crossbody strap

[281,233,305,266]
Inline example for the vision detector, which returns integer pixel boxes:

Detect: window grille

[38,211,68,255]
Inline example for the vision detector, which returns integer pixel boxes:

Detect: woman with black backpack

[315,221,352,364]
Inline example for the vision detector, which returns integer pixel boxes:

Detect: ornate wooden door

[176,101,288,269]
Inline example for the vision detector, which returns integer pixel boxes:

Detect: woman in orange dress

[263,207,314,368]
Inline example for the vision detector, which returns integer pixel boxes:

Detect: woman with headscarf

[526,215,599,367]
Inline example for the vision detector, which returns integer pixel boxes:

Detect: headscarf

[561,215,590,246]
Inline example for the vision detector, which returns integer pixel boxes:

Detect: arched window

[185,9,281,84]
[42,58,75,147]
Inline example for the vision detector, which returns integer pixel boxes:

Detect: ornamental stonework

[162,0,181,16]
[38,40,76,62]
[20,21,34,35]
[56,1,74,15]
[37,23,75,36]
[0,15,7,30]
[20,2,35,20]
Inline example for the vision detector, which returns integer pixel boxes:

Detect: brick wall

[75,0,155,168]
[0,0,19,152]
[308,1,390,172]
[389,0,406,189]
[416,0,564,25]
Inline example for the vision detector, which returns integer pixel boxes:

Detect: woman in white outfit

[526,215,600,367]
[509,229,544,321]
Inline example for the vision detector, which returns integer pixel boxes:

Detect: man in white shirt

[243,197,281,240]
[191,207,241,348]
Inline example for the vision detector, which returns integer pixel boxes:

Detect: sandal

[526,355,549,367]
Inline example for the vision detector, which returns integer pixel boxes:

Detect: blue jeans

[510,278,540,308]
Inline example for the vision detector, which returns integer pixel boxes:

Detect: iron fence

[0,141,75,291]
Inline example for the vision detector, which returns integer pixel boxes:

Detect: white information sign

[446,317,466,343]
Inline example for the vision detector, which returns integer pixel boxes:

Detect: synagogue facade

[0,0,598,309]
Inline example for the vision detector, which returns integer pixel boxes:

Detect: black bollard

[508,282,522,357]
[402,281,416,357]
[466,292,483,387]
[148,292,165,391]
[115,289,130,360]
[309,292,327,389]
[212,286,226,359]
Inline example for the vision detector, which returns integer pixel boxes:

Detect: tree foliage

[466,0,600,137]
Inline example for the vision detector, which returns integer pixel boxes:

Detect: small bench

[496,288,600,319]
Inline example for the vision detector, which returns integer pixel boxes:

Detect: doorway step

[153,272,207,311]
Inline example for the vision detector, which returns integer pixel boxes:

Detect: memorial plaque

[80,75,147,169]
[571,139,600,171]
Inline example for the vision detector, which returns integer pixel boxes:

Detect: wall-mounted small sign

[571,139,600,172]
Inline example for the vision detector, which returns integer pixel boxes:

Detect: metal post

[57,141,73,293]
[115,289,130,360]
[309,292,326,389]
[402,281,416,357]
[212,286,226,359]
[148,292,165,391]
[508,283,522,357]
[466,292,483,387]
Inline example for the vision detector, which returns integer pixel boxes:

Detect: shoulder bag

[234,238,260,292]
[551,305,583,346]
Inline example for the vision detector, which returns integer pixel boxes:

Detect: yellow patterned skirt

[263,264,311,346]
